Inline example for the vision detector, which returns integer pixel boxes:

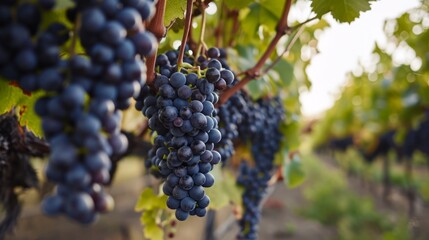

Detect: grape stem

[262,25,304,75]
[195,0,208,63]
[69,13,81,56]
[289,16,318,32]
[146,0,167,86]
[217,0,294,106]
[177,0,194,69]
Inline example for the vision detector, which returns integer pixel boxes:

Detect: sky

[299,0,421,117]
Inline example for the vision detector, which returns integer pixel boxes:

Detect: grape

[42,195,64,216]
[235,96,285,239]
[175,209,189,221]
[207,47,220,58]
[0,0,157,224]
[167,197,181,209]
[134,47,236,220]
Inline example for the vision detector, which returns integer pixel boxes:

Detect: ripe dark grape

[235,96,285,240]
[0,0,158,224]
[134,47,235,220]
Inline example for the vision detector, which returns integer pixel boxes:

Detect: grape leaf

[140,211,164,240]
[270,58,294,87]
[260,0,285,19]
[144,222,164,240]
[164,0,187,26]
[284,154,305,188]
[205,165,243,209]
[135,188,167,211]
[311,0,374,23]
[54,0,74,10]
[0,80,43,137]
[243,3,278,36]
[136,189,168,240]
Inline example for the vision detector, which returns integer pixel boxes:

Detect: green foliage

[301,153,410,240]
[243,3,279,38]
[205,165,243,209]
[0,80,43,137]
[311,2,429,151]
[164,0,187,26]
[135,188,171,240]
[283,153,305,188]
[54,0,74,10]
[224,0,253,10]
[311,0,374,23]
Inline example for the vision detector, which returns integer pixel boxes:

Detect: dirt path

[6,153,428,240]
[4,174,335,240]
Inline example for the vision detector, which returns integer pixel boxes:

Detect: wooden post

[382,156,391,204]
[204,210,216,240]
[404,158,415,218]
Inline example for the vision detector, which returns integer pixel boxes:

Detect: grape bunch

[136,72,221,221]
[135,47,236,220]
[1,0,159,224]
[215,90,247,164]
[236,96,285,240]
[39,0,158,224]
[0,1,69,91]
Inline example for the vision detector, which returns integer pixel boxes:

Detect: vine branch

[177,0,194,68]
[218,0,294,105]
[145,0,167,86]
[289,16,318,32]
[69,14,81,56]
[262,25,304,75]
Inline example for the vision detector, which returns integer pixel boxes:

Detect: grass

[298,152,411,240]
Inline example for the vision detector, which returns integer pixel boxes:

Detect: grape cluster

[236,96,285,240]
[0,1,69,91]
[214,90,247,164]
[40,0,158,224]
[135,47,235,220]
[0,0,157,224]
[136,72,220,220]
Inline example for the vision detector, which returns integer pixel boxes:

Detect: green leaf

[135,188,167,211]
[54,0,74,10]
[284,154,305,188]
[164,0,187,26]
[243,3,278,36]
[280,118,300,150]
[140,210,164,240]
[311,0,373,23]
[247,79,267,100]
[144,222,164,240]
[205,165,243,209]
[0,80,43,137]
[260,0,285,19]
[270,58,294,87]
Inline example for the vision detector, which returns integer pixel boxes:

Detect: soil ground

[3,155,428,240]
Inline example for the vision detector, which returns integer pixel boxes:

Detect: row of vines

[312,0,429,225]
